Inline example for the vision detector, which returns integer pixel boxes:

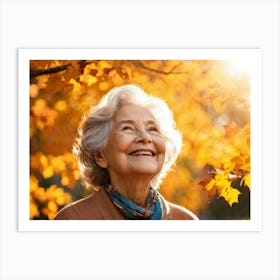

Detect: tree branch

[30,63,72,78]
[133,61,188,75]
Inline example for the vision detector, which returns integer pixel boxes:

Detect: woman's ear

[93,151,108,168]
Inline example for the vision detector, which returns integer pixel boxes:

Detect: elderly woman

[55,84,198,220]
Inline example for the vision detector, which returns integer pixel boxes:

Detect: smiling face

[94,104,166,185]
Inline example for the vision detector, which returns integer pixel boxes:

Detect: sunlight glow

[223,59,251,76]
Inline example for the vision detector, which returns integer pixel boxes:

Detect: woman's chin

[127,156,164,174]
[128,165,161,177]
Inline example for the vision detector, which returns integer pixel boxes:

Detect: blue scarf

[104,183,163,220]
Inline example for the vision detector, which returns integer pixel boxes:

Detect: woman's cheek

[157,136,166,153]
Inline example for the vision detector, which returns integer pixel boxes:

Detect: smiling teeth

[130,151,153,156]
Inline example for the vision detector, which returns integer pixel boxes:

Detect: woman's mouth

[129,150,155,156]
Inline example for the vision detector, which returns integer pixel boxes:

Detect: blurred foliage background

[29,59,250,220]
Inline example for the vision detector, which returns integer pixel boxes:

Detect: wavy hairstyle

[73,84,183,190]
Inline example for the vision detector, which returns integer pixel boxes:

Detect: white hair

[73,84,183,190]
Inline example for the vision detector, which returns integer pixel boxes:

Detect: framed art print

[18,48,262,232]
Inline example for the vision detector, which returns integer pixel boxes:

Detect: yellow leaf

[245,174,250,189]
[205,179,216,191]
[221,187,241,207]
[241,173,251,189]
[215,173,231,191]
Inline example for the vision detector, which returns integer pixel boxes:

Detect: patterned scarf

[104,182,163,220]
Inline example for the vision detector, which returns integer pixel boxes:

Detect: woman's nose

[135,129,152,143]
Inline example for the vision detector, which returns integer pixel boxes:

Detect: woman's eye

[148,126,159,132]
[122,126,133,131]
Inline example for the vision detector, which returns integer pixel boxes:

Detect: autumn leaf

[220,187,241,207]
[241,173,251,189]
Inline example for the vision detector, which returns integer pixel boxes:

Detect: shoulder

[161,196,199,220]
[54,192,97,220]
[54,187,124,220]
[168,201,199,220]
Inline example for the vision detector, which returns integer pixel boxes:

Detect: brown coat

[54,187,198,220]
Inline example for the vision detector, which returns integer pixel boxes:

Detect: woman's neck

[109,176,151,206]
